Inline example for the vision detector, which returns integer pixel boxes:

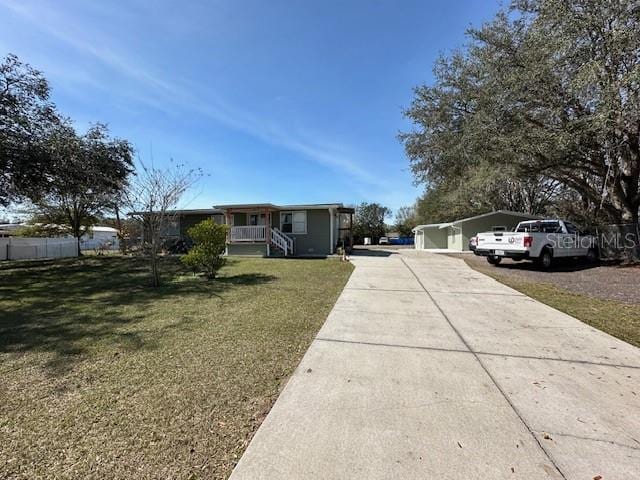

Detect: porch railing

[229,225,266,242]
[271,227,293,256]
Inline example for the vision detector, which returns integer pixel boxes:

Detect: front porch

[228,225,294,256]
[214,202,354,257]
[222,206,295,256]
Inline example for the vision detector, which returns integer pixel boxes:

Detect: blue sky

[0,0,501,213]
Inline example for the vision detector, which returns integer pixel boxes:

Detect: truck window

[516,221,560,233]
[564,222,578,234]
[541,222,561,233]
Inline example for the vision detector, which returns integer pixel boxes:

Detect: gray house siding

[179,214,209,237]
[179,213,225,238]
[227,243,268,256]
[291,209,331,256]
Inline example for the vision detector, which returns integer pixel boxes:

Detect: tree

[413,166,560,225]
[128,161,202,287]
[32,123,134,255]
[0,54,60,205]
[394,205,418,237]
[401,0,640,259]
[181,219,228,279]
[352,202,391,244]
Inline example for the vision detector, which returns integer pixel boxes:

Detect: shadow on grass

[215,272,276,285]
[0,255,275,374]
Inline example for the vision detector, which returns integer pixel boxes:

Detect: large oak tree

[401,0,640,255]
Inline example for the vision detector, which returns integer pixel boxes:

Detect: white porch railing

[272,227,293,254]
[228,225,294,255]
[230,225,266,242]
[271,227,293,256]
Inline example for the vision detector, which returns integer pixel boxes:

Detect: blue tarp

[389,237,414,245]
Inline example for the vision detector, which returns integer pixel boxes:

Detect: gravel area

[460,254,640,305]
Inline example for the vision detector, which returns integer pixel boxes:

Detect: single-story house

[0,223,23,237]
[152,203,355,257]
[413,210,541,252]
[80,226,120,251]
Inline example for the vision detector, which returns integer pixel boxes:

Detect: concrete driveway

[230,250,640,479]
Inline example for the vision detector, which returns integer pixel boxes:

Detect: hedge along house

[413,210,541,252]
[215,203,354,257]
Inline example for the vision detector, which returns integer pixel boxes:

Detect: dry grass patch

[0,255,353,479]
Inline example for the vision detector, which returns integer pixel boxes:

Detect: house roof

[128,208,223,216]
[130,204,350,216]
[91,226,119,233]
[412,210,542,232]
[213,203,347,211]
[0,223,24,231]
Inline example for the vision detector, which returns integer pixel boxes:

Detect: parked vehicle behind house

[473,219,598,269]
[468,236,477,252]
[378,236,389,245]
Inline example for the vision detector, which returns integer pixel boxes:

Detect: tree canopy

[352,202,391,243]
[401,0,640,229]
[0,54,61,205]
[33,123,134,253]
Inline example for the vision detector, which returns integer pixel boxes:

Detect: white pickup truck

[473,219,598,269]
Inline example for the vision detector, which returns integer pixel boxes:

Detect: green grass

[464,259,640,348]
[0,255,353,479]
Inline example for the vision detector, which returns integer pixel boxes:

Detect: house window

[281,211,306,234]
[249,213,266,226]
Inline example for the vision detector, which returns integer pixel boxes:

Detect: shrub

[181,220,228,279]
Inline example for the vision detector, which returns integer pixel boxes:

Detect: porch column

[225,210,232,242]
[265,208,271,245]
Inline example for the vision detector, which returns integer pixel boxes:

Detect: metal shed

[413,210,541,252]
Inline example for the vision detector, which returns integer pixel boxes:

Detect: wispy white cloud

[1,0,391,193]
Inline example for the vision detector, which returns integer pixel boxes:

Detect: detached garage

[413,210,540,252]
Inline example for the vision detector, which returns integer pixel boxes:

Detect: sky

[0,0,501,214]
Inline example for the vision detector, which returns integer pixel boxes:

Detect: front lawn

[0,255,353,479]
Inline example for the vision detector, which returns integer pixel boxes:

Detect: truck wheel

[586,248,599,263]
[536,249,553,269]
[487,255,502,266]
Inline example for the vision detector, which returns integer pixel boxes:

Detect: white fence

[0,237,78,261]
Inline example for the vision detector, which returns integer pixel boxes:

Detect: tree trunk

[114,205,127,254]
[150,238,160,287]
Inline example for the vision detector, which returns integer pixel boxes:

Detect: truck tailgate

[476,232,527,252]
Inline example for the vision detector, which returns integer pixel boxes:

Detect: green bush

[181,220,228,279]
